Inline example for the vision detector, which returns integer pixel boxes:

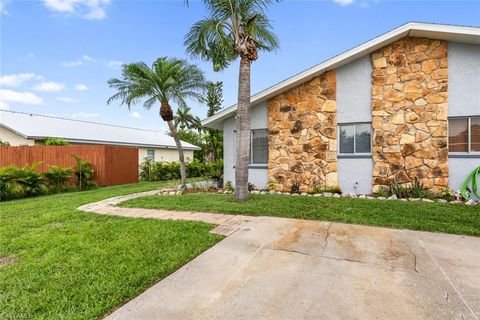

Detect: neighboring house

[0,110,199,164]
[202,22,480,194]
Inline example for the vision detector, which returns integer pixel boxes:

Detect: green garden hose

[460,166,480,200]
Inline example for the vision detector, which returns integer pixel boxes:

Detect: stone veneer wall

[371,37,449,193]
[268,71,337,192]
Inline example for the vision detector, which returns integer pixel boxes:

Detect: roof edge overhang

[201,22,480,130]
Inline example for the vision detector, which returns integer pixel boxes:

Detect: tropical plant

[44,138,69,146]
[0,164,47,201]
[71,155,96,190]
[202,81,224,162]
[0,139,10,146]
[460,166,480,200]
[107,57,206,189]
[185,0,279,200]
[43,166,73,192]
[174,105,202,131]
[290,182,300,194]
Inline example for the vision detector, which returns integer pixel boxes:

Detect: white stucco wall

[447,41,480,191]
[336,55,373,194]
[223,101,269,189]
[338,158,373,194]
[336,55,372,124]
[0,126,35,146]
[138,147,194,163]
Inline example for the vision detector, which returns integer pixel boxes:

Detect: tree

[203,81,224,162]
[185,0,279,201]
[107,57,206,188]
[174,105,202,131]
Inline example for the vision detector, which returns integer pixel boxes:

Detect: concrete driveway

[106,217,480,320]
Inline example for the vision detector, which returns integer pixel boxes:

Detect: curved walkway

[77,190,255,236]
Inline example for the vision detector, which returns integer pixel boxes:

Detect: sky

[1,0,479,133]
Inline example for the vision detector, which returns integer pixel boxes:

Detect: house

[0,110,199,164]
[202,22,480,194]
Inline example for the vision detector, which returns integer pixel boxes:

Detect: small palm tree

[185,0,279,201]
[174,105,202,131]
[107,57,206,188]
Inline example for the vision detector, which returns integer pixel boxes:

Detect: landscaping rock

[168,191,176,196]
[399,198,408,202]
[333,193,340,198]
[291,193,299,196]
[409,198,420,202]
[421,198,434,203]
[376,197,386,200]
[313,194,322,197]
[465,199,476,206]
[388,195,398,200]
[323,192,333,197]
[436,199,447,204]
[269,190,276,195]
[449,200,463,204]
[301,192,308,196]
[358,195,367,199]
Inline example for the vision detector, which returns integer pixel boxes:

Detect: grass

[0,181,222,320]
[121,193,480,236]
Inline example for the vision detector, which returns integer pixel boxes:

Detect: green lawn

[0,182,222,320]
[121,194,480,236]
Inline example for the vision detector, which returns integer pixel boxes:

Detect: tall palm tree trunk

[235,56,251,201]
[167,120,188,189]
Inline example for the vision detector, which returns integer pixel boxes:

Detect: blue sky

[1,0,479,132]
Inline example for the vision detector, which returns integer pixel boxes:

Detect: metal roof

[0,110,200,150]
[202,22,480,130]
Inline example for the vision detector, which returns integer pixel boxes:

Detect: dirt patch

[0,256,17,266]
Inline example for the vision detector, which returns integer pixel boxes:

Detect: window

[146,149,155,160]
[448,116,480,153]
[338,123,372,154]
[251,129,268,164]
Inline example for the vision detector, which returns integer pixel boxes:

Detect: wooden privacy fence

[0,145,139,186]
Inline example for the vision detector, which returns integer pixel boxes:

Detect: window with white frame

[448,116,480,153]
[338,123,372,155]
[146,149,155,160]
[251,129,268,164]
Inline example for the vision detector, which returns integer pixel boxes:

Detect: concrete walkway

[78,191,480,320]
[77,190,254,236]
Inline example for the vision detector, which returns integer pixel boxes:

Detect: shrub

[0,164,47,201]
[44,138,69,146]
[312,184,342,194]
[0,139,10,146]
[139,159,224,182]
[290,182,300,194]
[439,188,456,201]
[71,155,96,190]
[43,166,73,192]
[224,181,234,192]
[389,178,432,199]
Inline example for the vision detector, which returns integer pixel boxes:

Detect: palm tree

[185,0,279,201]
[174,105,202,131]
[107,57,206,188]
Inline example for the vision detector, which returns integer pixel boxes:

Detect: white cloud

[57,96,78,103]
[131,111,141,119]
[42,0,111,20]
[333,0,354,5]
[82,54,94,62]
[0,89,44,106]
[61,60,84,67]
[0,73,38,87]
[33,81,65,92]
[71,112,99,118]
[108,60,123,69]
[75,84,88,91]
